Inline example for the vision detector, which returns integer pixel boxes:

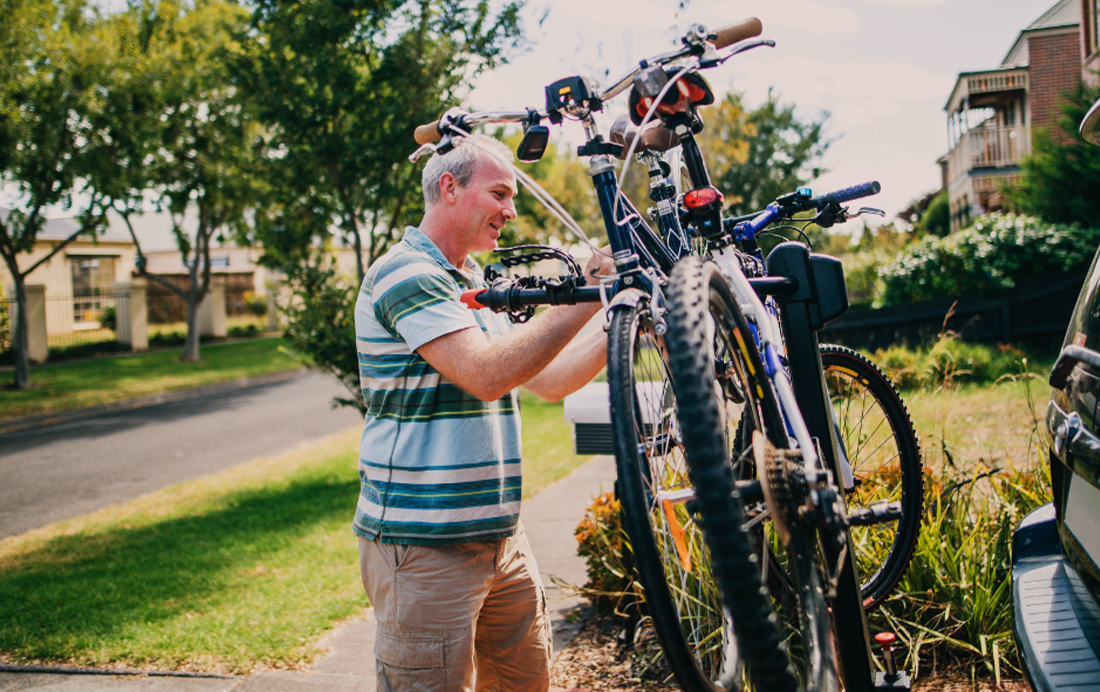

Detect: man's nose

[503,199,517,221]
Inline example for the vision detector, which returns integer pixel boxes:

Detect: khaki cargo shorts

[358,522,552,692]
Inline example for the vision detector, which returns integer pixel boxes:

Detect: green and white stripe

[352,227,522,545]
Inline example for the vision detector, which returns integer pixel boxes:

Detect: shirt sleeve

[371,256,479,352]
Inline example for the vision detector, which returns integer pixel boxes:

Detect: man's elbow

[465,381,513,402]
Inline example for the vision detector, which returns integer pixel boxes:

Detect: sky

[467,0,1067,225]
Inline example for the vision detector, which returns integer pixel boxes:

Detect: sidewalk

[0,455,618,691]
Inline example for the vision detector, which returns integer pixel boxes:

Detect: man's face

[453,155,517,254]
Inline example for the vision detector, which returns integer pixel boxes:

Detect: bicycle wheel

[663,256,837,692]
[607,294,741,692]
[736,344,923,612]
[820,344,922,609]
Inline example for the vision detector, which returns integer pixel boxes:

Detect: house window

[1094,0,1100,56]
[70,257,116,326]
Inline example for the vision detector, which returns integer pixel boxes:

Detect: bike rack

[768,242,905,692]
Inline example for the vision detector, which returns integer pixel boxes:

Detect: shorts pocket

[375,628,444,670]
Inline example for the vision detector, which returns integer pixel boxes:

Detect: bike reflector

[460,289,488,310]
[684,186,723,209]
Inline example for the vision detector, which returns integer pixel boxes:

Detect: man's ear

[438,172,458,204]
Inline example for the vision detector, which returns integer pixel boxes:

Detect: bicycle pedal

[848,502,903,526]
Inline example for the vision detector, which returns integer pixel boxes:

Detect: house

[941,0,1086,231]
[0,212,138,335]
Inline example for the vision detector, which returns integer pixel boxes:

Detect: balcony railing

[945,125,1030,185]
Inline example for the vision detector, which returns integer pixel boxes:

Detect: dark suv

[1012,98,1100,692]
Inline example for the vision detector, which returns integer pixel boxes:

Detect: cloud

[860,0,947,6]
[704,0,862,36]
[727,55,954,124]
[542,0,687,29]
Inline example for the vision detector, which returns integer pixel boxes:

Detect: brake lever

[711,39,776,67]
[408,142,437,163]
[844,207,885,220]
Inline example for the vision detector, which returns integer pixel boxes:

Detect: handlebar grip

[414,120,443,145]
[819,181,881,205]
[460,289,488,310]
[709,17,763,50]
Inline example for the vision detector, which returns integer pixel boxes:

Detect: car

[1011,96,1100,692]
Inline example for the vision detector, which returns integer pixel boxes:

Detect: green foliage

[0,0,121,387]
[574,492,629,614]
[914,190,950,238]
[874,459,1050,681]
[241,0,526,281]
[279,259,364,413]
[242,291,267,317]
[1003,81,1100,226]
[871,332,1031,390]
[100,305,117,332]
[497,131,601,247]
[877,213,1100,306]
[697,90,830,216]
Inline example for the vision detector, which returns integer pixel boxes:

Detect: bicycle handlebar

[814,180,881,206]
[710,17,763,50]
[461,274,797,316]
[412,18,764,144]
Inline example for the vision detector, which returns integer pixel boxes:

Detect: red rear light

[684,186,722,209]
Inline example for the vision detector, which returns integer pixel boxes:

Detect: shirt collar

[402,226,483,289]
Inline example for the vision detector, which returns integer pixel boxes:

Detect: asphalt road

[0,372,365,539]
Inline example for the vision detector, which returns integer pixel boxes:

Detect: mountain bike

[412,18,914,692]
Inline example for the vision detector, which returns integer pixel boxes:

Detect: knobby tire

[608,296,741,692]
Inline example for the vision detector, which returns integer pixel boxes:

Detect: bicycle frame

[414,27,888,690]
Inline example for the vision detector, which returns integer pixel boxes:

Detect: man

[353,132,610,691]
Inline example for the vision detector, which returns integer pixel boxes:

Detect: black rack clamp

[516,110,550,162]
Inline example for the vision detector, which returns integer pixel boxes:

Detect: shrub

[574,492,630,614]
[228,324,260,338]
[100,305,117,332]
[242,292,268,317]
[877,213,1100,306]
[872,332,1030,390]
[873,459,1050,683]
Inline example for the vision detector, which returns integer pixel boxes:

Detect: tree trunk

[181,289,201,362]
[10,276,30,390]
[179,251,205,362]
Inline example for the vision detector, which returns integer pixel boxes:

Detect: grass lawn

[0,391,592,672]
[0,338,304,422]
[904,375,1046,473]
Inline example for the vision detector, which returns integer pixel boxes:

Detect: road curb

[0,368,311,436]
[0,664,238,679]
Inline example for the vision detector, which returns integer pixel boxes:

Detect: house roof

[105,209,206,254]
[1001,0,1080,68]
[0,209,132,244]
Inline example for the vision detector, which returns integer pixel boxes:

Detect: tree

[1002,81,1100,226]
[696,90,830,217]
[236,0,525,409]
[898,190,950,238]
[239,0,525,284]
[0,0,119,389]
[107,0,261,363]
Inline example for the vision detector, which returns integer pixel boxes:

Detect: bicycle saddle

[609,114,680,159]
[628,68,714,125]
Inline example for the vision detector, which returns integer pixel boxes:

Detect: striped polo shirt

[352,227,521,544]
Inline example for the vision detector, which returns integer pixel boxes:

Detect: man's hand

[584,246,616,283]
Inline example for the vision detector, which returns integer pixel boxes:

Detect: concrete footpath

[0,455,618,691]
